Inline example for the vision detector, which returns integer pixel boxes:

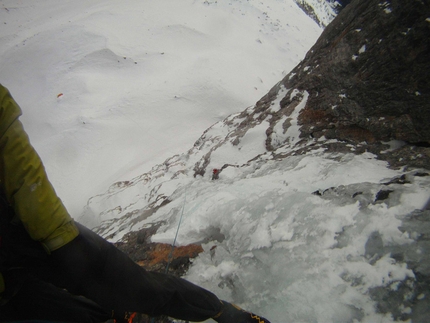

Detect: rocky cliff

[252,0,429,169]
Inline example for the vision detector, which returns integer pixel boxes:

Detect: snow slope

[0,0,323,216]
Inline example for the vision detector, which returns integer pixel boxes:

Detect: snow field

[0,0,322,216]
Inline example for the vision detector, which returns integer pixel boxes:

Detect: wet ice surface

[179,163,430,322]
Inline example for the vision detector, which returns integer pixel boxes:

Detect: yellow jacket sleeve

[0,84,79,252]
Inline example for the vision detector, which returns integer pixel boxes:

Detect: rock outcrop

[250,0,430,168]
[298,0,429,143]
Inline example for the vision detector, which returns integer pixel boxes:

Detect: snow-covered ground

[0,0,324,216]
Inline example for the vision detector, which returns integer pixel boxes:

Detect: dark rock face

[288,0,430,144]
[240,0,430,170]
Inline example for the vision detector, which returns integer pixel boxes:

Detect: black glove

[50,224,109,298]
[51,223,222,321]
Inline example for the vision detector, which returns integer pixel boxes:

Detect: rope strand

[165,188,187,274]
[150,188,188,323]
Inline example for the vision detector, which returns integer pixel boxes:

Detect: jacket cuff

[42,221,80,253]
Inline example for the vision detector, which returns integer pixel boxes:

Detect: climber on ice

[0,84,271,323]
[212,168,220,180]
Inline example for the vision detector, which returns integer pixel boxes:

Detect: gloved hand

[49,223,156,314]
[213,300,271,323]
[50,223,227,321]
[50,226,105,297]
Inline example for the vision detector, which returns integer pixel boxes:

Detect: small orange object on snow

[57,93,63,98]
